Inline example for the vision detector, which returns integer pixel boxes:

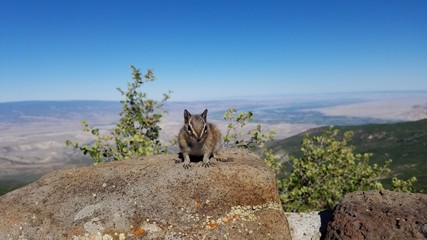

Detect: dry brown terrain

[311,93,427,120]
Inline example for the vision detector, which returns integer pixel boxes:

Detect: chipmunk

[177,109,225,169]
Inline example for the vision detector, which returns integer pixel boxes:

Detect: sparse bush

[223,114,419,212]
[279,127,419,212]
[391,176,418,192]
[66,66,170,164]
[279,127,390,211]
[223,108,276,149]
[223,108,280,174]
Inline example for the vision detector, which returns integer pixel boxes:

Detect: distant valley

[1,91,427,195]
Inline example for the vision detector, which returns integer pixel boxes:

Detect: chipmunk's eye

[187,125,192,132]
[204,125,208,132]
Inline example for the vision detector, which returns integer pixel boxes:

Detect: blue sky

[0,0,426,102]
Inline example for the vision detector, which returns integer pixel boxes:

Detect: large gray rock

[0,149,291,239]
[325,190,427,240]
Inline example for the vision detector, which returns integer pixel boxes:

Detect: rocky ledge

[0,149,291,240]
[1,148,427,240]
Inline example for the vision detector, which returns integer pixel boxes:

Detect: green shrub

[391,176,418,192]
[66,66,170,164]
[223,113,420,212]
[279,127,420,212]
[223,108,275,150]
[279,127,389,211]
[223,108,280,174]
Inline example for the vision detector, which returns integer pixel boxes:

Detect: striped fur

[178,109,223,168]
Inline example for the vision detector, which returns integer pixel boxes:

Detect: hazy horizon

[1,89,427,104]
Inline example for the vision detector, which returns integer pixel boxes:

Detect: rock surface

[0,149,291,239]
[286,210,332,240]
[324,190,427,240]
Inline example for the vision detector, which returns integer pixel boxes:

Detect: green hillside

[269,119,427,192]
[0,173,42,196]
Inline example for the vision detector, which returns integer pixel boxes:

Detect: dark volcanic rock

[0,149,290,239]
[325,190,427,240]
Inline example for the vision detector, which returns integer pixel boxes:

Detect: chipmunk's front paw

[183,163,192,169]
[201,162,211,168]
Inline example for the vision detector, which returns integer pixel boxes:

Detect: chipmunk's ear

[201,109,208,121]
[184,109,191,123]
